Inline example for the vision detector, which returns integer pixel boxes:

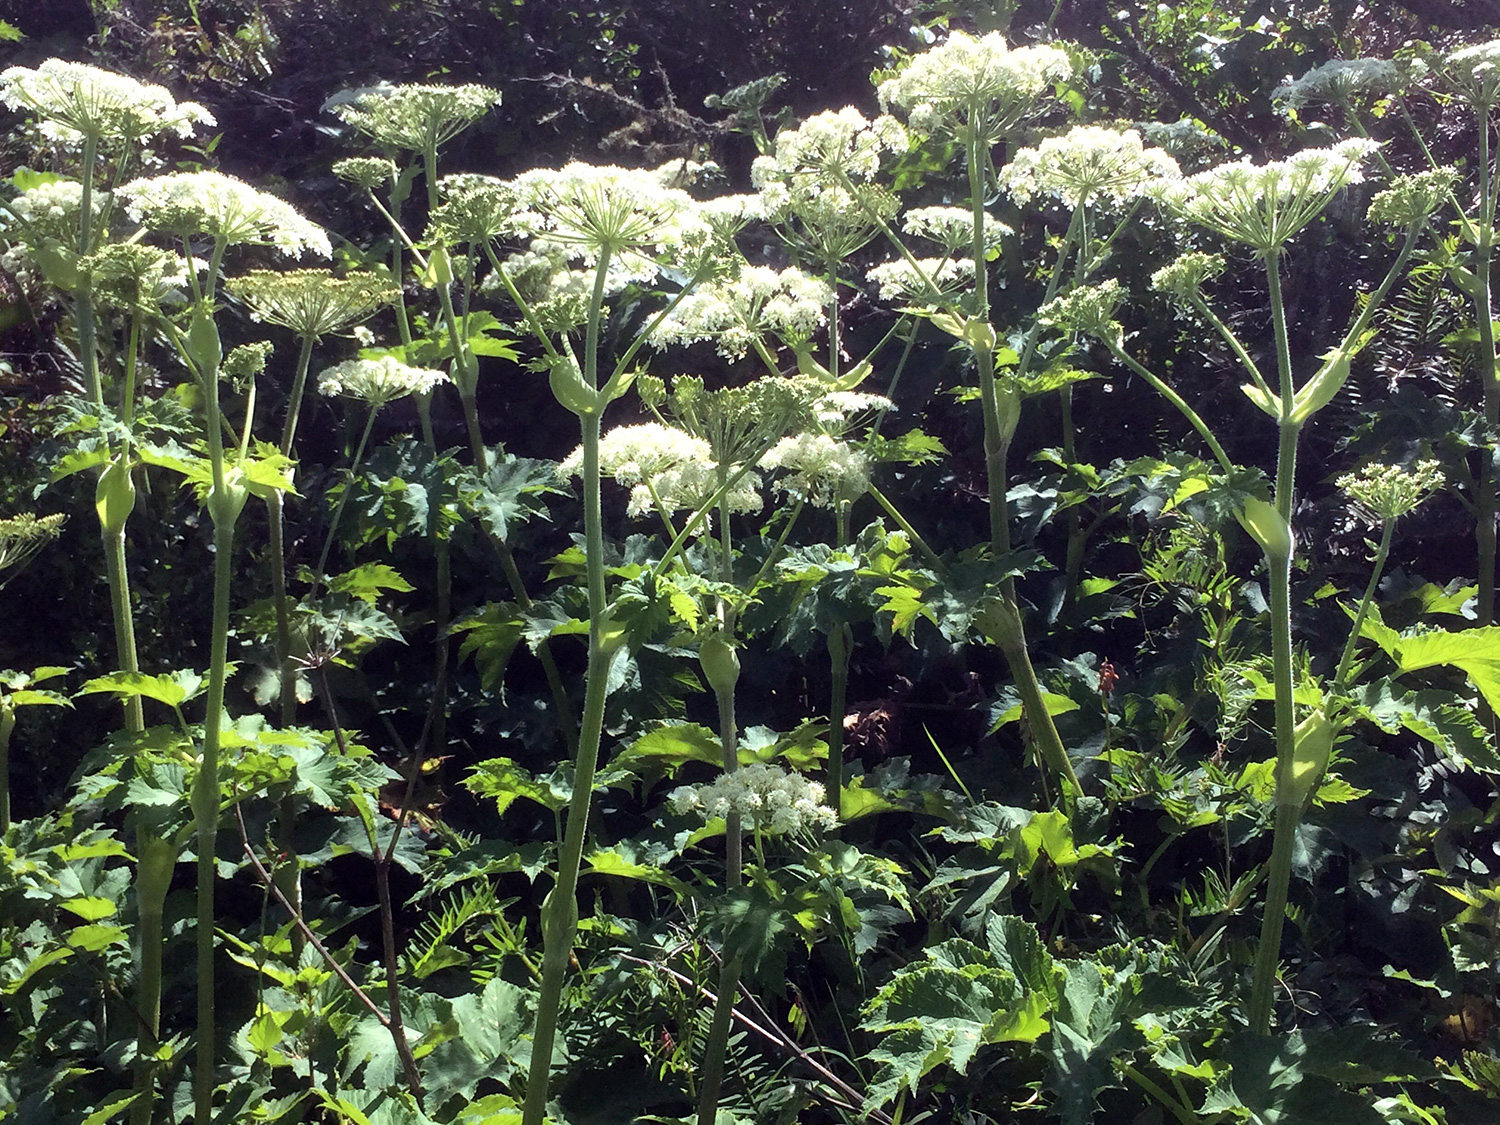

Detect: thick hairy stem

[129,829,176,1125]
[103,528,145,732]
[696,678,743,1125]
[1248,252,1304,1033]
[373,847,424,1104]
[523,400,609,1125]
[0,708,11,833]
[992,599,1080,800]
[825,622,852,817]
[1248,797,1300,1033]
[194,512,235,1123]
[1473,214,1497,623]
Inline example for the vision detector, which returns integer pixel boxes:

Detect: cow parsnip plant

[2,20,1499,1125]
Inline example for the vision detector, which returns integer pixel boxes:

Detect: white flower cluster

[1000,126,1179,209]
[1337,460,1444,523]
[1443,39,1500,108]
[1150,251,1224,301]
[816,390,894,423]
[427,173,519,245]
[332,156,398,191]
[6,179,106,244]
[1038,278,1125,343]
[328,83,501,152]
[556,422,760,519]
[228,269,396,337]
[120,171,331,258]
[901,205,1008,253]
[82,242,187,310]
[1273,57,1407,112]
[877,31,1073,137]
[649,266,831,358]
[0,59,213,145]
[508,162,709,280]
[1136,117,1224,159]
[753,107,907,184]
[866,256,974,302]
[317,356,448,405]
[763,432,871,508]
[668,761,837,836]
[1153,138,1377,252]
[1366,167,1457,227]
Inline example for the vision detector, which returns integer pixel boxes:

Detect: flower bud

[699,632,741,696]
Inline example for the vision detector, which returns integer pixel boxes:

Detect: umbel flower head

[753,107,907,184]
[81,242,186,311]
[1153,138,1377,253]
[1441,39,1500,109]
[877,31,1074,141]
[901,205,1009,254]
[0,512,65,580]
[120,171,331,258]
[332,156,399,192]
[427,174,520,245]
[317,356,448,406]
[1150,251,1225,302]
[228,269,397,338]
[1000,126,1180,209]
[648,266,831,359]
[866,256,974,302]
[1038,278,1125,346]
[6,179,107,244]
[668,761,838,836]
[1273,57,1413,112]
[762,432,870,508]
[327,83,501,153]
[507,162,709,278]
[1337,460,1444,523]
[0,59,213,145]
[1366,167,1457,227]
[556,422,760,520]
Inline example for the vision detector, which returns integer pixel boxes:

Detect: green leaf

[327,562,415,603]
[586,847,693,897]
[78,669,204,710]
[615,722,722,772]
[60,896,116,921]
[1394,625,1500,714]
[66,923,129,951]
[1212,1032,1385,1125]
[453,604,525,693]
[81,1091,142,1125]
[464,757,569,815]
[989,690,1079,732]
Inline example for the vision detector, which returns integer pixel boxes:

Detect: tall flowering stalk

[484,161,712,1125]
[876,31,1083,800]
[1435,42,1500,623]
[121,168,329,1120]
[1057,146,1443,1033]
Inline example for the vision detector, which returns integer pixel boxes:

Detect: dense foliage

[2,3,1500,1125]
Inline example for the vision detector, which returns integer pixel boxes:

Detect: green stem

[825,622,852,817]
[1473,116,1498,624]
[314,405,380,584]
[1122,1064,1199,1125]
[522,248,614,1125]
[1249,251,1302,1036]
[1105,341,1234,474]
[77,134,102,409]
[1334,521,1394,688]
[0,707,11,833]
[1247,798,1300,1033]
[865,483,949,578]
[193,263,235,1124]
[696,655,743,1125]
[130,828,176,1125]
[103,526,145,732]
